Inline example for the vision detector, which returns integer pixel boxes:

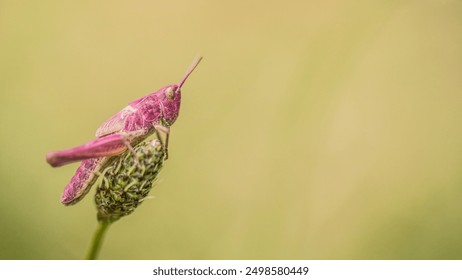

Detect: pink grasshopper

[46,56,202,205]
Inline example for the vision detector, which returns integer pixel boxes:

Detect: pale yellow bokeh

[0,0,461,259]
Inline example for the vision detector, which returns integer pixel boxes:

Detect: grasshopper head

[160,56,202,126]
[164,85,180,100]
[160,84,182,126]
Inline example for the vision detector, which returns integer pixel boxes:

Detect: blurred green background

[1,0,461,259]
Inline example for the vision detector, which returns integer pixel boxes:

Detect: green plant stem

[86,220,111,260]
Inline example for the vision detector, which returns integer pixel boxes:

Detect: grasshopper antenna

[177,55,203,91]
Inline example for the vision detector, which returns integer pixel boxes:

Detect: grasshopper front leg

[154,124,170,160]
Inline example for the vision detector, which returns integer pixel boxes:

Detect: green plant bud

[95,139,165,223]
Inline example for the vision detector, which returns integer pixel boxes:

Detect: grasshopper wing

[95,105,137,137]
[95,94,152,137]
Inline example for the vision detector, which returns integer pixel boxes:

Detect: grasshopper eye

[165,87,175,99]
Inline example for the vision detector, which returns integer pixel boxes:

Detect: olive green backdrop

[1,0,461,259]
